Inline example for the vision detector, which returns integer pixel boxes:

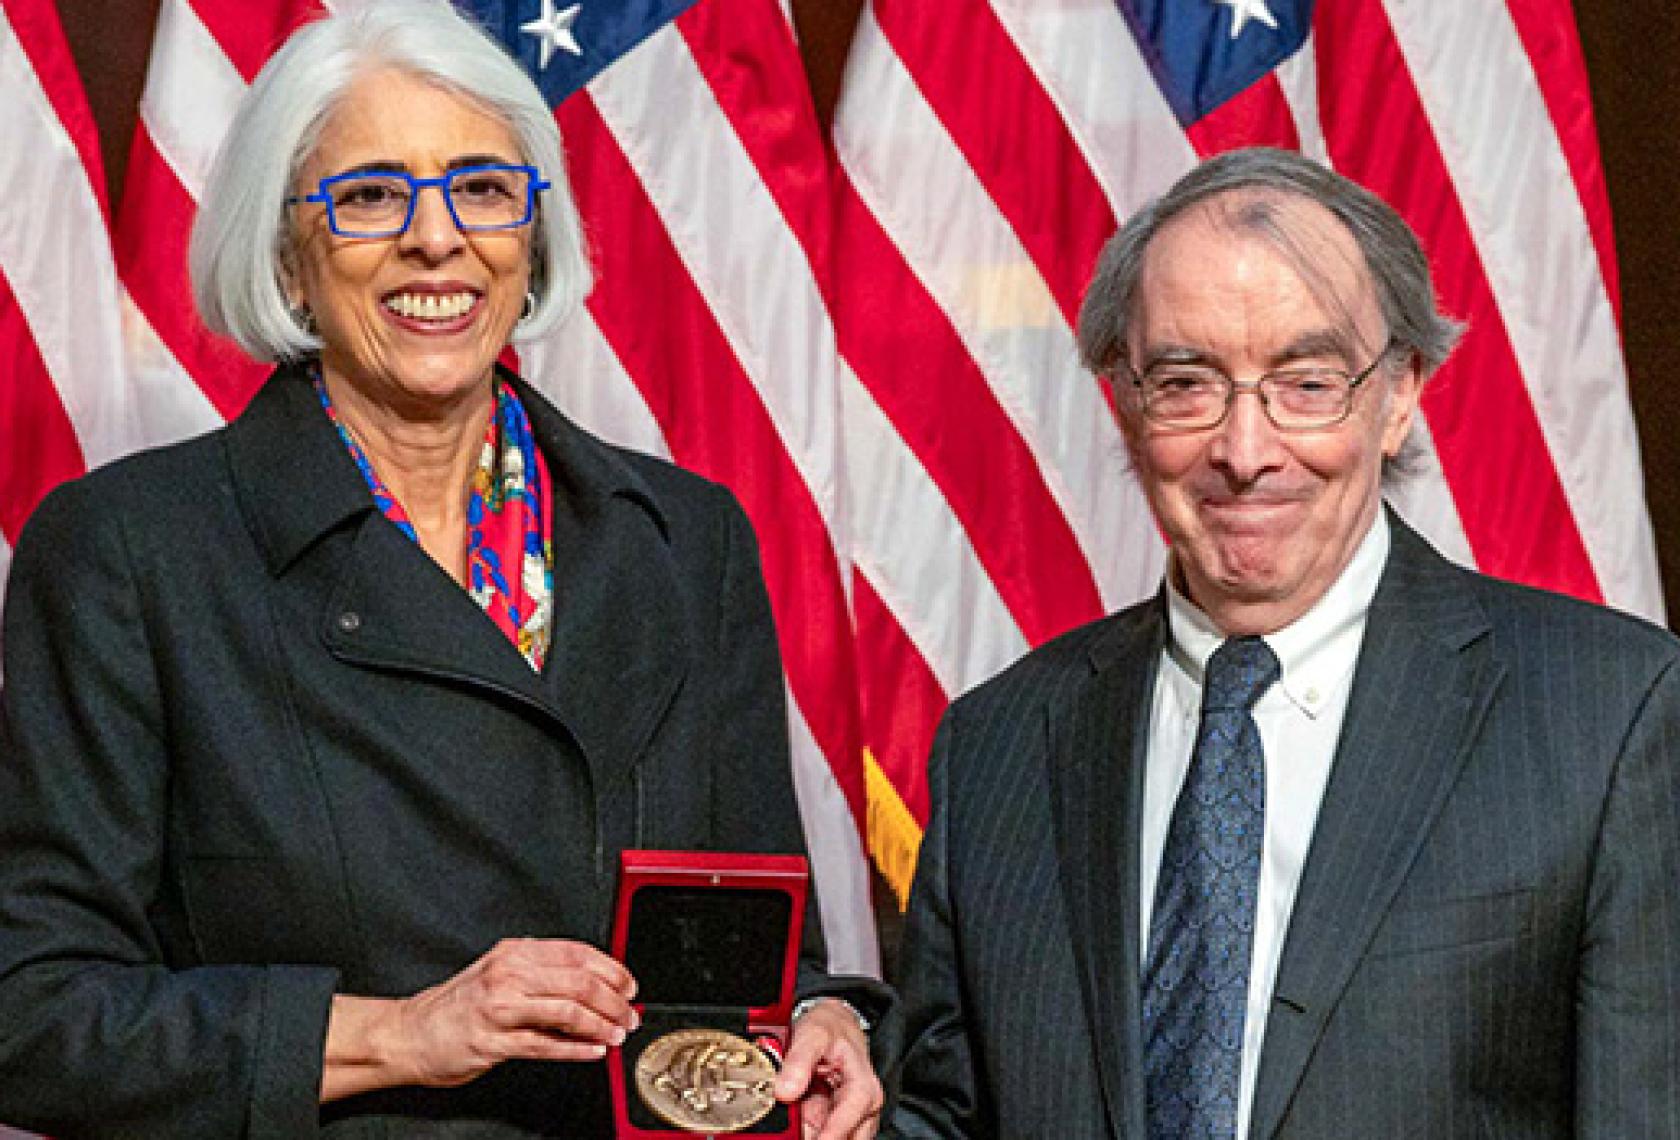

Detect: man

[884,148,1680,1139]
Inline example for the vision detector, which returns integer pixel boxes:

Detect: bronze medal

[633,1027,779,1133]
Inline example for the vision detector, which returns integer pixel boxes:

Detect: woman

[0,3,882,1136]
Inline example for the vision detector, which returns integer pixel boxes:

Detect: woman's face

[286,68,533,411]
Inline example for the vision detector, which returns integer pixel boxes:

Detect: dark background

[55,0,1680,625]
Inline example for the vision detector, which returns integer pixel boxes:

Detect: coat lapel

[320,514,555,708]
[1248,517,1504,1138]
[1047,598,1166,1139]
[225,364,690,792]
[534,424,690,797]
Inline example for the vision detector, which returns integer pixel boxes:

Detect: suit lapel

[1047,599,1166,1139]
[1249,517,1503,1138]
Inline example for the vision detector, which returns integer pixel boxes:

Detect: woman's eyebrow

[326,159,407,177]
[447,153,519,170]
[322,154,519,177]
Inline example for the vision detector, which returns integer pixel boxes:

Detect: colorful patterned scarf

[314,372,554,670]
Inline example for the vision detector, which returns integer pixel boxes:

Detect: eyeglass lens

[1142,369,1354,428]
[327,167,534,235]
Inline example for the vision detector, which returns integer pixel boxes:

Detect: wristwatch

[791,995,871,1033]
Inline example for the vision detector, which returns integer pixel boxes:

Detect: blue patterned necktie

[1143,635,1281,1139]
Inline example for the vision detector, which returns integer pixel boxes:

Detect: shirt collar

[1164,511,1390,718]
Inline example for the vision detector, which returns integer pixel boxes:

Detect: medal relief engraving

[634,1028,779,1133]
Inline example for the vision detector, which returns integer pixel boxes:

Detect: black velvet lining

[624,885,792,1009]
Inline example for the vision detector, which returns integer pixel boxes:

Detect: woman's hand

[323,938,639,1101]
[773,998,883,1140]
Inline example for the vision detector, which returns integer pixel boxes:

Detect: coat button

[336,611,362,633]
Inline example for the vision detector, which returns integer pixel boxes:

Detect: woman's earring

[521,290,537,322]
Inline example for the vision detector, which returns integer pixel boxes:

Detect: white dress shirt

[1139,512,1390,1139]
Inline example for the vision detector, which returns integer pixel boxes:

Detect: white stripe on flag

[140,0,247,200]
[0,533,12,610]
[1385,0,1661,620]
[119,288,223,449]
[0,4,135,469]
[1384,418,1478,570]
[523,308,674,462]
[788,693,879,977]
[842,364,1029,697]
[836,6,1165,613]
[1274,34,1329,166]
[988,0,1196,219]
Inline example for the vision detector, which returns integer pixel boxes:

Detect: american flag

[0,0,1659,1021]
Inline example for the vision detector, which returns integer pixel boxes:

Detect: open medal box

[608,850,808,1138]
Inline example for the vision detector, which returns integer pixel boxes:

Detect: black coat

[0,364,876,1137]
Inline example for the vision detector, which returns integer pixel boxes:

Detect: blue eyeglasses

[286,164,550,238]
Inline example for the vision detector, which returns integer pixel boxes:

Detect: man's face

[1117,193,1422,635]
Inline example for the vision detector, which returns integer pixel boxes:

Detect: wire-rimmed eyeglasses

[286,164,550,239]
[1117,339,1397,431]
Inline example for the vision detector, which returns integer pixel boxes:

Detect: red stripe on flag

[1315,0,1603,603]
[853,575,945,826]
[832,173,1108,646]
[115,125,267,420]
[557,92,868,827]
[1184,73,1302,157]
[186,0,323,84]
[0,264,87,544]
[4,0,110,220]
[1502,0,1622,318]
[870,0,1117,328]
[675,3,835,280]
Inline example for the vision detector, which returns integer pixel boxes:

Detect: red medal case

[608,850,808,1139]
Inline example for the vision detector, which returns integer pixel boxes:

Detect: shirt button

[1304,686,1321,704]
[336,611,362,633]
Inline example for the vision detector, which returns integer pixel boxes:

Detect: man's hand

[773,998,882,1140]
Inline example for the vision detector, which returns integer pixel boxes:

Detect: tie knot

[1202,636,1280,712]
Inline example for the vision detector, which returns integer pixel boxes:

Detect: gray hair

[1076,147,1462,381]
[190,0,591,362]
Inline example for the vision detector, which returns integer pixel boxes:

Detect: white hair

[189,0,591,362]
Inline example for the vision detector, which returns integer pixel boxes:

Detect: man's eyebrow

[1272,329,1357,366]
[1133,329,1367,371]
[1136,344,1219,370]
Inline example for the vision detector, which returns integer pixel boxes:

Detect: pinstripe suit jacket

[886,513,1680,1139]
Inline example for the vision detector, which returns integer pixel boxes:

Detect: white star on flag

[1214,0,1279,39]
[521,0,584,69]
